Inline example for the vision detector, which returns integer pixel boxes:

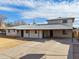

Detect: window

[63,20,67,23]
[8,30,10,33]
[13,29,15,32]
[17,30,19,33]
[35,30,37,34]
[62,30,67,35]
[26,30,29,33]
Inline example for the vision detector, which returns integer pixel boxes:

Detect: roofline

[47,17,75,21]
[6,28,73,30]
[5,23,73,30]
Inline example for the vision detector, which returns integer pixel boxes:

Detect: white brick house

[6,17,74,39]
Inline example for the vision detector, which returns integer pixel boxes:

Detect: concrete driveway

[0,37,72,59]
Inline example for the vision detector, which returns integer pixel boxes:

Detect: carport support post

[72,28,74,59]
[72,28,73,43]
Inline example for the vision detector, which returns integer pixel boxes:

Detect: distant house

[73,28,79,38]
[5,17,74,39]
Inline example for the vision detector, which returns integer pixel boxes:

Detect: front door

[21,30,24,37]
[43,30,50,38]
[50,30,53,38]
[43,30,53,38]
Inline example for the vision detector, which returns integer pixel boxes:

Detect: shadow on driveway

[20,54,45,59]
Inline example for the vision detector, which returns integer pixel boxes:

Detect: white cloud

[0,0,79,20]
[0,0,35,12]
[21,1,79,20]
[0,6,17,11]
[0,0,35,7]
[0,6,22,12]
[0,0,78,19]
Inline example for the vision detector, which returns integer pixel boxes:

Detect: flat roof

[6,24,73,30]
[47,17,75,21]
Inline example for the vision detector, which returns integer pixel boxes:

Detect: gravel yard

[0,37,26,52]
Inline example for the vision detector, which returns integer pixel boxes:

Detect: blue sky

[0,0,79,27]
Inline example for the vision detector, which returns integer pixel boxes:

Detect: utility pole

[33,19,35,24]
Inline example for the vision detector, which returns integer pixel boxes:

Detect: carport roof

[6,24,73,30]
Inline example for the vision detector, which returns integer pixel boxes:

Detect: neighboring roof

[47,17,75,21]
[73,28,79,31]
[6,24,73,30]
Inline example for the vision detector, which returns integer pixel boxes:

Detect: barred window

[8,30,10,33]
[17,30,19,33]
[35,30,37,34]
[62,30,67,35]
[26,30,29,33]
[63,20,67,23]
[13,30,15,32]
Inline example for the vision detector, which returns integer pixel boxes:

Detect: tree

[14,20,27,26]
[0,15,6,28]
[5,22,14,27]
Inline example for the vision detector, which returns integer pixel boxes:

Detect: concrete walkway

[73,39,79,44]
[0,39,73,59]
[73,44,79,59]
